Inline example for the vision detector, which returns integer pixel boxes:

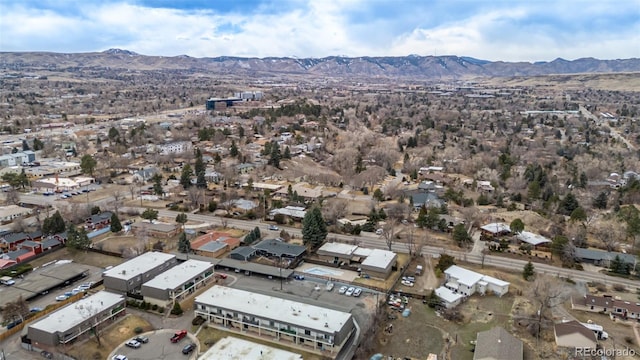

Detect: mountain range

[1,49,639,79]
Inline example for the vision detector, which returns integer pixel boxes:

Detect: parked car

[338,286,348,294]
[268,225,279,230]
[401,280,414,287]
[125,339,141,348]
[326,282,334,291]
[134,335,149,344]
[40,351,53,359]
[182,343,196,355]
[55,294,69,301]
[6,318,23,329]
[112,356,128,360]
[170,330,188,343]
[345,287,355,296]
[30,307,43,313]
[353,288,362,297]
[293,274,305,280]
[215,273,228,279]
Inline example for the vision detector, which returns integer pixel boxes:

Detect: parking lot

[109,329,199,360]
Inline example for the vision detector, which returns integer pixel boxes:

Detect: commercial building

[195,286,354,353]
[0,205,33,222]
[27,291,125,346]
[102,252,177,294]
[316,242,397,279]
[198,336,302,360]
[141,259,214,307]
[0,151,36,167]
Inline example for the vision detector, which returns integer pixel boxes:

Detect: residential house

[85,211,112,231]
[476,180,495,193]
[516,231,551,248]
[442,265,510,298]
[473,327,523,360]
[269,206,307,221]
[574,248,636,268]
[554,320,597,350]
[194,286,355,353]
[480,223,511,238]
[132,167,160,183]
[191,231,241,258]
[158,141,192,155]
[435,287,462,309]
[316,243,398,279]
[130,222,179,238]
[572,294,640,321]
[228,246,257,261]
[236,163,256,174]
[0,232,31,252]
[252,238,306,262]
[410,192,445,210]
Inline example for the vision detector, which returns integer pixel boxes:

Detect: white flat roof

[436,286,463,303]
[482,275,510,287]
[361,249,396,269]
[195,286,352,334]
[29,291,124,334]
[318,242,358,256]
[0,205,32,218]
[444,265,484,287]
[103,252,175,281]
[197,336,303,360]
[352,247,373,258]
[143,259,213,291]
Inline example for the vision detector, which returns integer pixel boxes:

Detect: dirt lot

[29,246,124,269]
[67,315,153,360]
[196,326,329,360]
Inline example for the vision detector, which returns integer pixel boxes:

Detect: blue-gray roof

[88,211,112,224]
[2,232,30,244]
[575,248,636,264]
[198,241,227,253]
[6,248,30,260]
[229,246,256,259]
[253,238,306,258]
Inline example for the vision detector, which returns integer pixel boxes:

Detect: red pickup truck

[170,330,187,343]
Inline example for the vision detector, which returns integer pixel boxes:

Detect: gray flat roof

[198,336,303,360]
[29,291,124,334]
[143,259,213,291]
[103,252,175,281]
[0,262,89,303]
[217,258,293,278]
[195,286,352,334]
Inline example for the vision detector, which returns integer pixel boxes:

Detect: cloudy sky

[1,0,638,62]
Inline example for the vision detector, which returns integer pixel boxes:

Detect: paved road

[129,208,640,291]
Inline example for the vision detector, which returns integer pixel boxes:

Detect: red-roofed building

[0,259,16,269]
[191,231,240,258]
[15,250,36,263]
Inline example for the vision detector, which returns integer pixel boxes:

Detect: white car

[55,294,69,301]
[125,339,141,348]
[345,287,355,296]
[353,288,362,297]
[401,280,414,287]
[338,286,348,294]
[112,356,128,360]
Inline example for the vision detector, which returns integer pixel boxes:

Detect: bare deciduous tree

[4,188,20,205]
[321,198,349,224]
[381,218,401,251]
[529,276,570,339]
[112,189,123,214]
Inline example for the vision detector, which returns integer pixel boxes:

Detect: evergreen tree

[559,192,580,215]
[302,207,328,249]
[269,141,281,168]
[283,146,291,159]
[592,192,608,209]
[230,140,238,157]
[80,154,97,176]
[110,212,122,232]
[194,148,207,188]
[152,173,163,196]
[32,137,44,150]
[67,224,91,250]
[510,218,525,234]
[141,208,158,223]
[523,261,536,281]
[175,213,188,230]
[610,255,631,275]
[42,211,66,235]
[452,224,471,246]
[180,164,193,189]
[177,232,191,253]
[22,139,30,151]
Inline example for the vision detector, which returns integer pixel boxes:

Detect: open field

[67,315,153,360]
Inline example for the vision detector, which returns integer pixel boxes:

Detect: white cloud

[0,0,638,61]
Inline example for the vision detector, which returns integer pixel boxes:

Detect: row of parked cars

[55,282,94,301]
[338,285,362,297]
